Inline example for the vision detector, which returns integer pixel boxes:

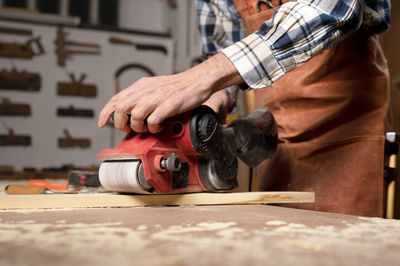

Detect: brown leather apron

[232,0,390,216]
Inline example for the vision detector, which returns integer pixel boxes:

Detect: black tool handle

[229,107,278,167]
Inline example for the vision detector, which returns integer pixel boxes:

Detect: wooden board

[0,191,314,210]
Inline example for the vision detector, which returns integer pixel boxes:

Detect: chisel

[4,184,78,195]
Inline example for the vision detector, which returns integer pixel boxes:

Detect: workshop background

[1,2,400,266]
[0,0,399,217]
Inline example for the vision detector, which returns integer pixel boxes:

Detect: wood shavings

[136,225,148,231]
[150,221,243,242]
[286,240,322,251]
[1,206,400,266]
[266,220,287,226]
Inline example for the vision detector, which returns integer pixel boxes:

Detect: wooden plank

[0,191,314,210]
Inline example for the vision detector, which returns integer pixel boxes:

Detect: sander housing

[97,106,277,194]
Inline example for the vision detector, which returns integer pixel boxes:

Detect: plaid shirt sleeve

[197,0,246,59]
[198,0,390,90]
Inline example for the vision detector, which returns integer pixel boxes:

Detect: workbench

[1,205,399,266]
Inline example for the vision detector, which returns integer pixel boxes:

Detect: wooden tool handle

[5,185,47,195]
[0,26,32,35]
[109,36,134,45]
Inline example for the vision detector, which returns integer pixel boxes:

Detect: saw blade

[99,160,151,194]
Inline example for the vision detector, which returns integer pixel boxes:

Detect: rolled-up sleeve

[222,0,363,89]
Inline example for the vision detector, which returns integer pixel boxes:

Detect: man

[98,0,391,217]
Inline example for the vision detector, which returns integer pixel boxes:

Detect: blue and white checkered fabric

[197,0,391,89]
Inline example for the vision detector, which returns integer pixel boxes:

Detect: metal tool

[4,184,91,195]
[5,184,54,194]
[58,129,90,148]
[26,170,100,191]
[0,68,41,91]
[27,179,68,191]
[57,105,94,117]
[55,27,101,66]
[0,129,31,146]
[57,73,97,97]
[98,106,278,194]
[68,170,100,187]
[0,36,44,59]
[114,63,155,93]
[0,98,31,116]
[109,36,168,55]
[0,25,32,35]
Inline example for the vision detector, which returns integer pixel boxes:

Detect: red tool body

[98,106,278,194]
[98,110,206,193]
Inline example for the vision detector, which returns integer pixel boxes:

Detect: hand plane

[97,106,278,194]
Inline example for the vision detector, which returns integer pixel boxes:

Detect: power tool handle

[229,107,278,167]
[246,106,278,140]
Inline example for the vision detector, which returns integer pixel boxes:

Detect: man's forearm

[186,52,244,94]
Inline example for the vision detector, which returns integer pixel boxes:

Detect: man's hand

[203,86,238,120]
[98,53,243,133]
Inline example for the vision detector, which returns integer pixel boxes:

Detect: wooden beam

[0,191,314,210]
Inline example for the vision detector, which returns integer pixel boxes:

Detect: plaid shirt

[197,0,391,89]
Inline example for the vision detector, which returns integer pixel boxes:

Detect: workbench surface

[0,205,399,266]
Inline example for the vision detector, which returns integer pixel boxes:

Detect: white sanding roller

[99,161,151,194]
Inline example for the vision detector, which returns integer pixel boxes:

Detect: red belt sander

[97,106,278,194]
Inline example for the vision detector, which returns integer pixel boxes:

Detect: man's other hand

[204,87,238,120]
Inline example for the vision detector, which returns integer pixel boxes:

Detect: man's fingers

[147,92,210,133]
[98,112,110,128]
[146,99,185,134]
[98,95,119,127]
[129,105,152,133]
[147,108,170,133]
[113,111,131,132]
[98,105,115,128]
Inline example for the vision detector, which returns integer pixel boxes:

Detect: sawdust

[151,221,243,241]
[337,217,400,244]
[0,208,90,213]
[1,214,400,266]
[0,219,256,266]
[16,220,36,224]
[286,240,322,251]
[255,216,400,259]
[0,220,149,266]
[275,223,307,231]
[216,227,246,238]
[358,216,400,225]
[136,225,148,230]
[266,220,287,226]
